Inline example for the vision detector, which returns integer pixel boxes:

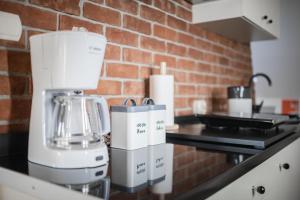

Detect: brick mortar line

[175,107,193,111]
[120,80,124,95]
[175,83,213,88]
[24,28,29,50]
[105,60,156,68]
[175,83,227,90]
[0,95,10,100]
[103,94,145,99]
[175,93,226,98]
[105,76,147,82]
[23,26,49,34]
[0,46,29,52]
[96,74,246,85]
[0,71,31,77]
[106,74,226,83]
[79,0,84,17]
[98,95,145,99]
[174,79,245,86]
[0,119,29,126]
[174,95,212,99]
[175,108,193,113]
[174,83,235,88]
[57,12,111,29]
[170,0,192,12]
[94,76,146,82]
[174,95,203,98]
[167,65,250,76]
[104,60,152,67]
[0,95,32,99]
[56,11,60,31]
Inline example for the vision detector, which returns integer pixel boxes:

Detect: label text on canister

[155,157,164,168]
[136,162,146,174]
[156,120,164,131]
[136,123,147,134]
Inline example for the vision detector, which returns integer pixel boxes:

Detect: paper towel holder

[150,62,179,131]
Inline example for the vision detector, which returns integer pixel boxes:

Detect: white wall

[251,0,300,99]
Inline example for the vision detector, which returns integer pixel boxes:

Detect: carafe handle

[96,97,111,135]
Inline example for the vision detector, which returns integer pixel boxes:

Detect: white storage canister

[111,98,149,150]
[142,98,166,146]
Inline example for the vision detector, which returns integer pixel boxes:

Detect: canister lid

[142,98,166,111]
[111,98,149,113]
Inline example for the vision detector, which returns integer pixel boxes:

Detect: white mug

[193,100,207,115]
[228,86,252,115]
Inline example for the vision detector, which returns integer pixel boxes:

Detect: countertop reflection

[108,143,236,200]
[0,142,242,200]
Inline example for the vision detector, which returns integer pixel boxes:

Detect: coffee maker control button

[96,155,103,161]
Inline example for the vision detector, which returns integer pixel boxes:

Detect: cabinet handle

[262,15,268,20]
[280,163,290,170]
[267,19,273,24]
[257,186,266,194]
[252,186,266,196]
[283,163,290,169]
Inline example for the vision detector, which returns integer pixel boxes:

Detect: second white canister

[142,98,166,146]
[111,98,149,150]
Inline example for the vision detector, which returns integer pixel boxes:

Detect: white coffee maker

[28,29,110,168]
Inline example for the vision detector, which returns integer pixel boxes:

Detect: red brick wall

[0,0,252,133]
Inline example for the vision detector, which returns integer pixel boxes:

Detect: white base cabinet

[207,138,300,200]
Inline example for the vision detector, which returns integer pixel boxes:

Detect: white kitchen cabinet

[192,0,280,42]
[207,138,300,200]
[268,138,300,200]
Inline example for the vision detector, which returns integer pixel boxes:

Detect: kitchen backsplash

[0,0,252,133]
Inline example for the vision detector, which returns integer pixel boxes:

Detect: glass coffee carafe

[49,94,110,149]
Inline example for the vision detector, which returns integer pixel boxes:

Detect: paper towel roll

[150,75,174,126]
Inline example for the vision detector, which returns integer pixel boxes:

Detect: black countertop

[0,121,299,200]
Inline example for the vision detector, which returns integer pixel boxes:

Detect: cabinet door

[207,138,300,200]
[267,138,300,200]
[243,0,280,37]
[262,0,280,37]
[207,156,278,200]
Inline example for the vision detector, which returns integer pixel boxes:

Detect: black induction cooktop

[167,115,299,152]
[196,113,299,129]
